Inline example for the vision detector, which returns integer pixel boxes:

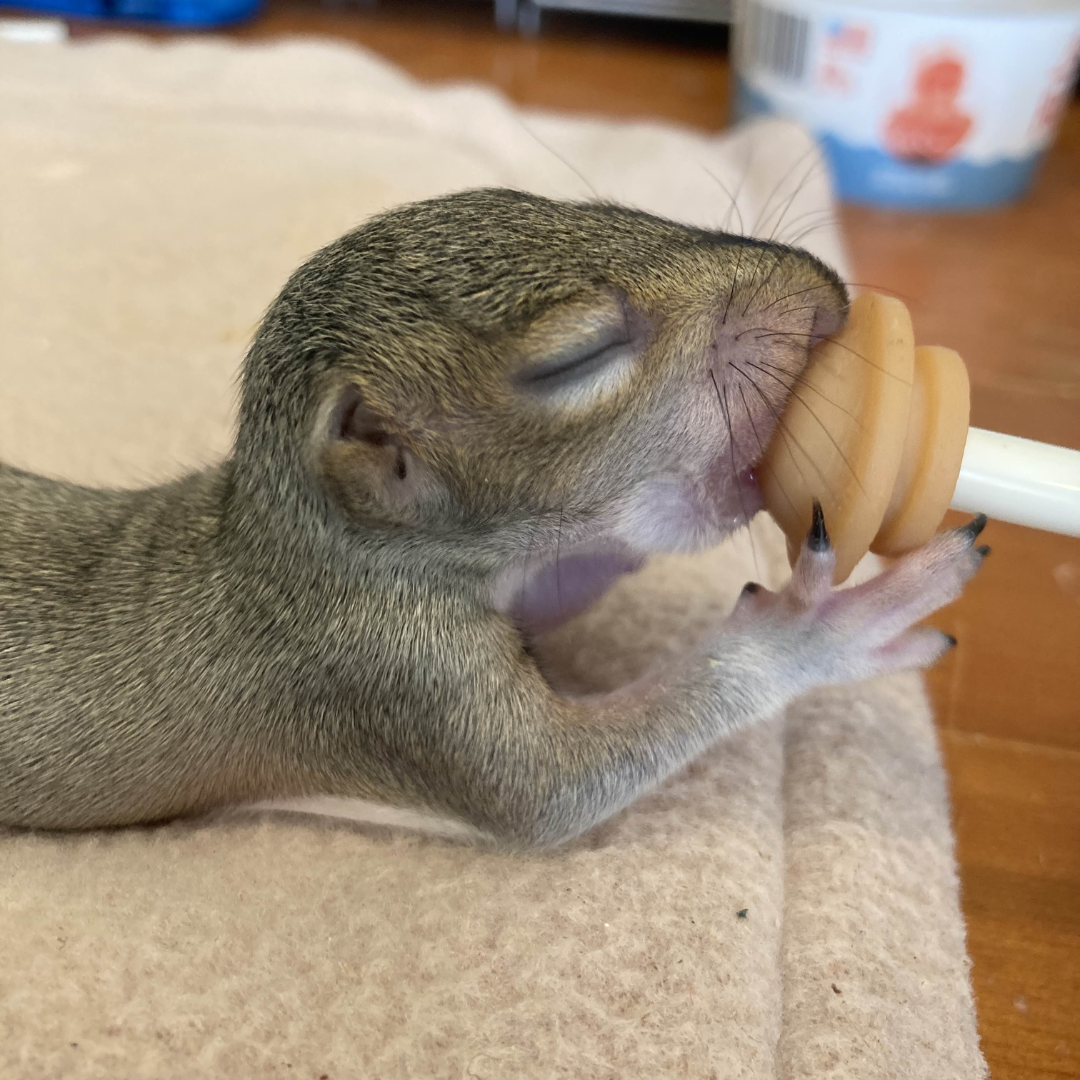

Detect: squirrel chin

[495,461,766,642]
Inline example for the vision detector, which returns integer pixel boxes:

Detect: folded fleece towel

[0,36,986,1080]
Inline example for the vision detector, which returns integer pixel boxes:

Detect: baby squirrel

[0,189,987,844]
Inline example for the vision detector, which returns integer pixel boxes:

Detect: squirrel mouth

[737,463,766,518]
[701,456,765,531]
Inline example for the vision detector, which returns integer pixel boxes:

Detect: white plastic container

[733,0,1080,209]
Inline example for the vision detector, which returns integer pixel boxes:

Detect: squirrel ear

[331,384,396,449]
[319,383,428,521]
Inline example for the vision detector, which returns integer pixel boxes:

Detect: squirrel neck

[216,451,494,622]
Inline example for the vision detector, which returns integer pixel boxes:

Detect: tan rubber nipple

[759,293,971,583]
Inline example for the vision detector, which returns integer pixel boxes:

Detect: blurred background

[2,2,1078,1076]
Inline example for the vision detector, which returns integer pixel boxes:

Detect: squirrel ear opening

[333,384,392,447]
[319,383,428,521]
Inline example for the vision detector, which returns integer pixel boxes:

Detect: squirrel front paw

[727,501,988,688]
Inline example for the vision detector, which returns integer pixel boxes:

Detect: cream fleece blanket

[0,37,985,1080]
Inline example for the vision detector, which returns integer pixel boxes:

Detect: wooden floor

[74,2,1080,1074]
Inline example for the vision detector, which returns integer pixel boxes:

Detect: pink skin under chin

[507,463,764,640]
[508,548,647,638]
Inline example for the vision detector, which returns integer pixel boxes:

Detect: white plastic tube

[950,427,1080,537]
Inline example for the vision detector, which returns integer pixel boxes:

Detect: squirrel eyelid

[513,325,635,390]
[513,342,638,411]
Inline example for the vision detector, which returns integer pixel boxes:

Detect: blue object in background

[10,0,260,28]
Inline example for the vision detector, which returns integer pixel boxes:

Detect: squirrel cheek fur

[0,189,987,845]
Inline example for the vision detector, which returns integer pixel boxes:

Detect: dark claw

[976,544,991,559]
[742,581,761,595]
[808,498,830,553]
[959,513,988,542]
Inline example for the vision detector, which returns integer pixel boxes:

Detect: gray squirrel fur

[0,189,987,843]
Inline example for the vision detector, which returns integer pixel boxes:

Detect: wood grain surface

[52,2,1080,1073]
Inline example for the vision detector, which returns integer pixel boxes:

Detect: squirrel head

[235,189,846,627]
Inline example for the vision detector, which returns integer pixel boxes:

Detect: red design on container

[820,61,852,94]
[884,51,974,164]
[826,21,870,59]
